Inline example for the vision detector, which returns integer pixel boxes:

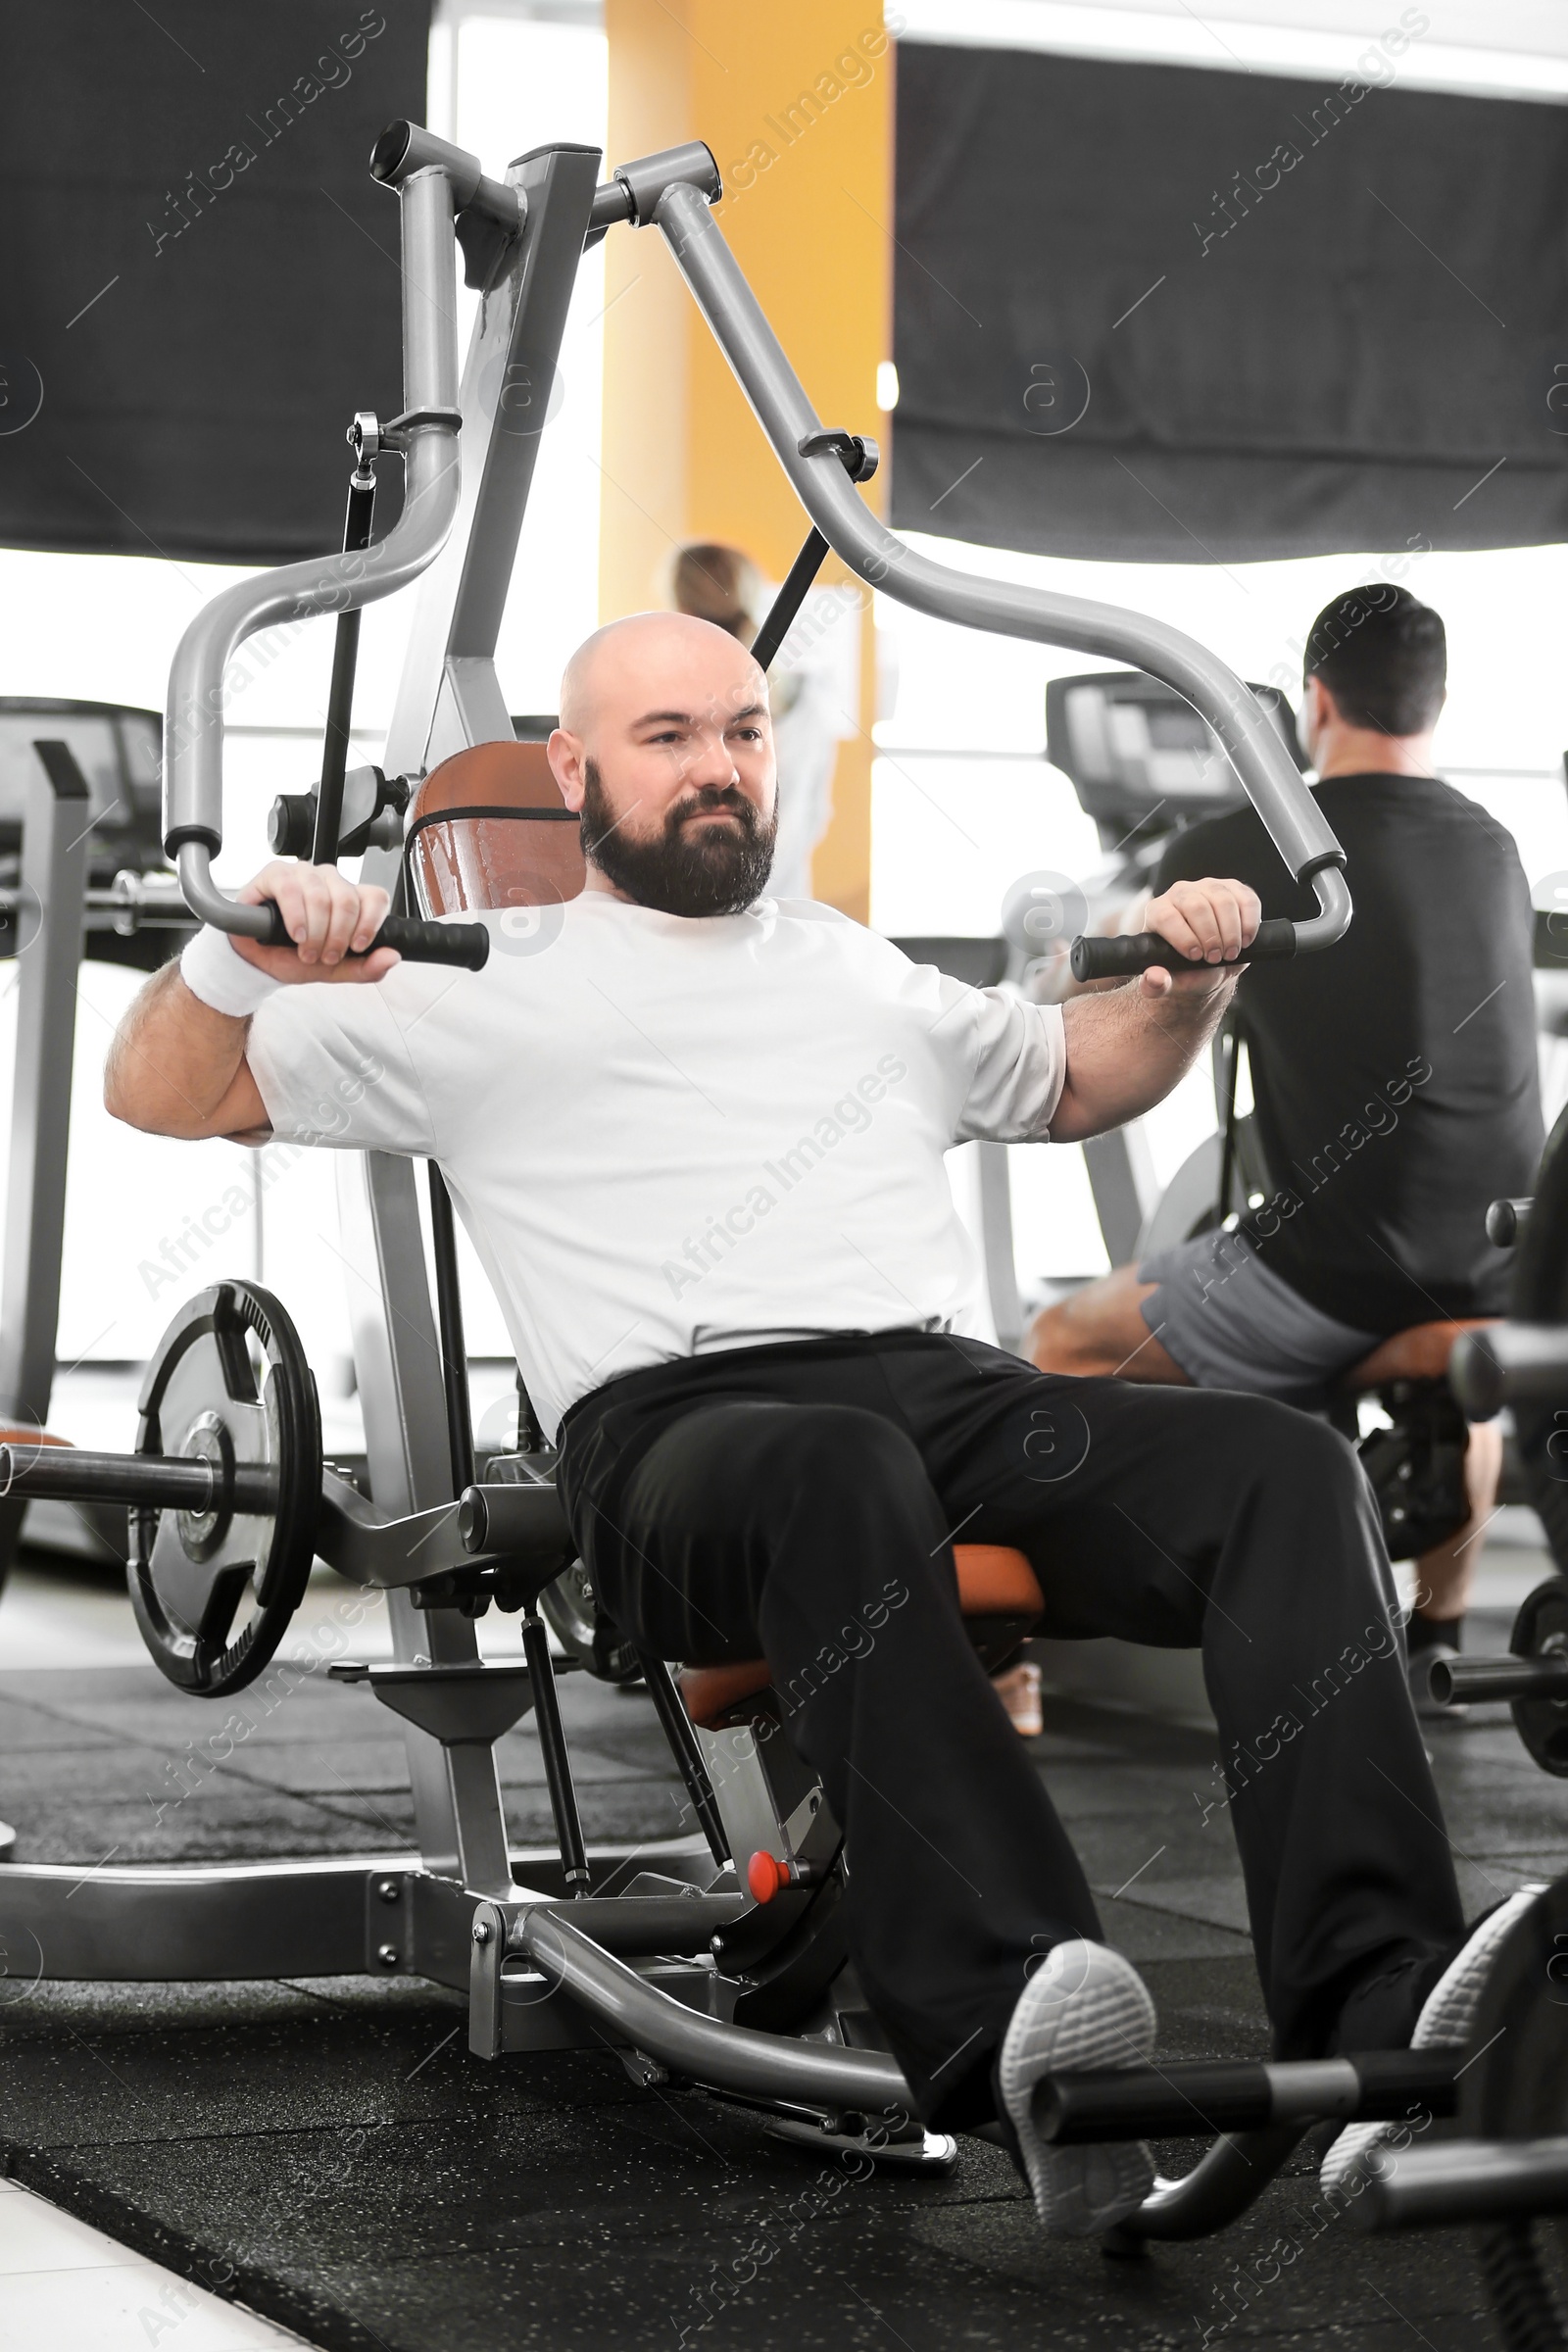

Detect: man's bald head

[548,611,778,918]
[559,611,766,744]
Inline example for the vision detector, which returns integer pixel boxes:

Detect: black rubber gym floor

[2,1586,1562,2351]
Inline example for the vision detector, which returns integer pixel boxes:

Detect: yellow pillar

[600,2,894,923]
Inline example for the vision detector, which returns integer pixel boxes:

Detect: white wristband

[179,925,284,1019]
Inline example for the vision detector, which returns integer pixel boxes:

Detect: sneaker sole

[999,1939,1156,2237]
[1322,1883,1545,2195]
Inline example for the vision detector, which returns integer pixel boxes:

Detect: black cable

[750,527,830,674]
[313,467,377,867]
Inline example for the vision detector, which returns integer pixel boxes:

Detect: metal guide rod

[0,877,190,929]
[1432,1652,1568,1705]
[638,1653,731,1868]
[521,1613,592,1893]
[0,1444,276,1514]
[650,177,1349,937]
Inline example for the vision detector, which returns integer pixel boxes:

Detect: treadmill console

[1046,671,1306,853]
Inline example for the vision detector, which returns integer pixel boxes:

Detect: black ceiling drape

[0,3,429,565]
[892,42,1568,561]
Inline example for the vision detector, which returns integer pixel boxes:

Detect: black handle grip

[372,914,490,969]
[256,901,489,970]
[1070,915,1297,983]
[1040,2048,1459,2144]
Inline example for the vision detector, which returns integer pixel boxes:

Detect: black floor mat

[0,1606,1557,2349]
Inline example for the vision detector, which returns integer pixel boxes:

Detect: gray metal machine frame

[1,126,1354,2198]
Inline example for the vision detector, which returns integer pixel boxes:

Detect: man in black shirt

[1029,587,1543,1690]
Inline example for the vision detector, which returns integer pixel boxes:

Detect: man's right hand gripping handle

[237,861,489,976]
[228,860,488,986]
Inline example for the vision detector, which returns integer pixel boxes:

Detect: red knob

[747,1849,788,1904]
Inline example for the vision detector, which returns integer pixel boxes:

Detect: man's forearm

[1051,976,1235,1143]
[104,962,262,1139]
[105,862,394,1141]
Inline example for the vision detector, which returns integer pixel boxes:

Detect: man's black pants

[558,1328,1464,2130]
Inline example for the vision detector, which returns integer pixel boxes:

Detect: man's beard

[578,757,777,917]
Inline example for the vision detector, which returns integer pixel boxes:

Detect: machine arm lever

[166,144,466,935]
[649,178,1350,920]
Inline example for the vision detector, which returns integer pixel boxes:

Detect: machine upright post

[975,1144,1024,1353]
[380,143,605,776]
[336,1152,515,1895]
[0,743,91,1581]
[336,145,602,1894]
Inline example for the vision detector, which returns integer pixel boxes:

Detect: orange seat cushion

[956,1543,1043,1616]
[681,1658,775,1727]
[407,740,585,919]
[1340,1318,1497,1392]
[679,1544,1042,1730]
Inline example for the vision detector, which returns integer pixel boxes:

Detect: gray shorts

[1138,1230,1380,1405]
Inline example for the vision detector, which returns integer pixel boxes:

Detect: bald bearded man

[108,612,1495,2236]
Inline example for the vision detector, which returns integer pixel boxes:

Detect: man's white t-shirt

[246,895,1067,1441]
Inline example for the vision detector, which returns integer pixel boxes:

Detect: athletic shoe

[1320,1884,1545,2194]
[998,1937,1157,2236]
[994,1661,1044,1738]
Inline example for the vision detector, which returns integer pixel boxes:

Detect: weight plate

[128,1281,321,1696]
[1510,1579,1568,1778]
[1460,1876,1568,2347]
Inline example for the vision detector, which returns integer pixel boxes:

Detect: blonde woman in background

[668,542,840,904]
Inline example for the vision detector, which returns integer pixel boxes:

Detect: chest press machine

[11,119,1549,2253]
